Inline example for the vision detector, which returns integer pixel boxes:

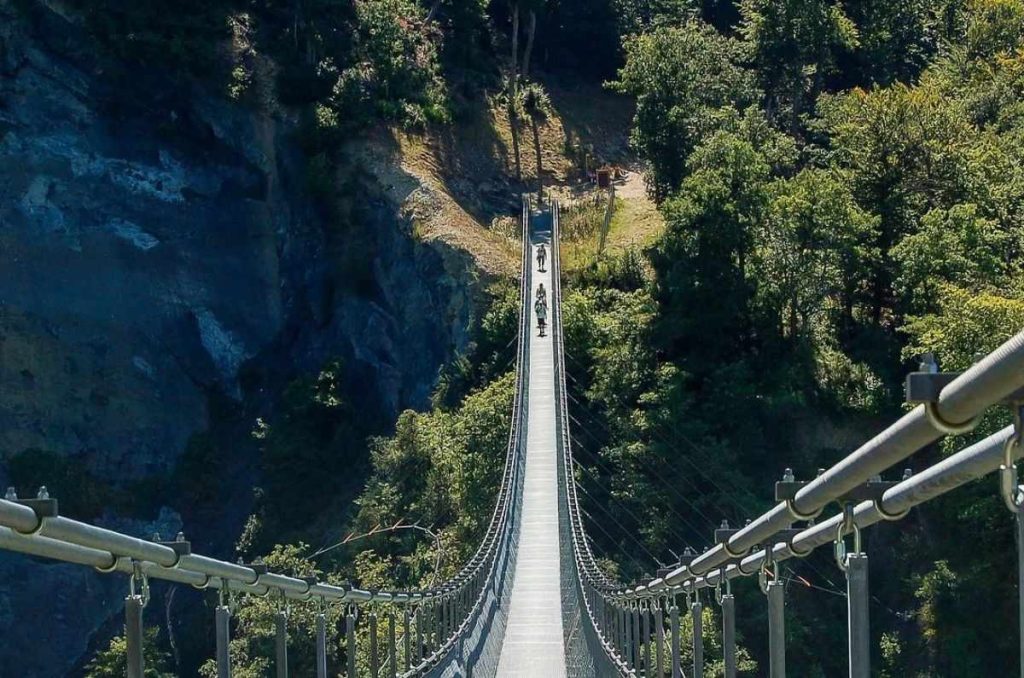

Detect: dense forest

[18,0,1022,675]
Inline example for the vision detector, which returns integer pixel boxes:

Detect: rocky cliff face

[0,4,480,674]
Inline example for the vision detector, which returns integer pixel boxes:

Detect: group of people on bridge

[535,243,547,336]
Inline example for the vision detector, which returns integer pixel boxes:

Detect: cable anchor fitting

[834,504,862,572]
[758,546,776,596]
[714,567,731,606]
[130,560,151,608]
[1000,403,1024,513]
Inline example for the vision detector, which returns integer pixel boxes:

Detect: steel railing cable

[0,196,539,678]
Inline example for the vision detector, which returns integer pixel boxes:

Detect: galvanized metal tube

[655,604,665,678]
[847,554,870,678]
[40,517,178,566]
[624,604,631,668]
[126,594,145,678]
[370,610,380,677]
[275,610,288,678]
[347,610,357,678]
[316,613,327,678]
[0,527,115,569]
[216,605,232,678]
[722,595,736,678]
[670,603,681,678]
[618,605,626,658]
[177,554,259,583]
[0,499,48,534]
[404,605,412,673]
[260,572,311,596]
[632,604,641,670]
[414,606,423,665]
[388,610,398,678]
[768,582,785,678]
[643,604,652,676]
[692,599,703,678]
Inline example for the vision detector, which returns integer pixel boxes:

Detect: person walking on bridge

[536,282,546,305]
[536,243,547,272]
[535,297,548,336]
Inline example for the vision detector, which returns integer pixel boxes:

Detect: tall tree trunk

[531,117,543,199]
[509,103,522,181]
[511,3,520,84]
[522,10,537,79]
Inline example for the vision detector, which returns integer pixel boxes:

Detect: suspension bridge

[2,198,1024,677]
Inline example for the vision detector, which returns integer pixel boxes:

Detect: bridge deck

[496,220,567,677]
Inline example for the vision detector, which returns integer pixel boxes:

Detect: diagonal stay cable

[570,429,712,544]
[564,347,765,515]
[563,348,843,591]
[565,387,726,529]
[563,350,762,517]
[576,500,661,574]
[569,409,719,534]
[578,508,655,578]
[573,474,667,567]
[571,448,699,552]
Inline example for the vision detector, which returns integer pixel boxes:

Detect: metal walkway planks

[496,219,568,677]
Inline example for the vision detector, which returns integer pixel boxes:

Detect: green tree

[740,0,859,129]
[521,82,552,197]
[612,21,758,200]
[330,0,449,126]
[752,168,879,338]
[891,203,1011,310]
[85,628,175,678]
[816,83,977,323]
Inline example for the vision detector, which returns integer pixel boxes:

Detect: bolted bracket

[154,531,191,557]
[5,487,59,526]
[835,477,900,505]
[776,469,824,522]
[763,529,808,556]
[905,371,961,404]
[656,547,698,579]
[774,479,811,503]
[715,524,740,546]
[18,497,59,519]
[715,521,750,559]
[905,354,979,434]
[240,561,269,588]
